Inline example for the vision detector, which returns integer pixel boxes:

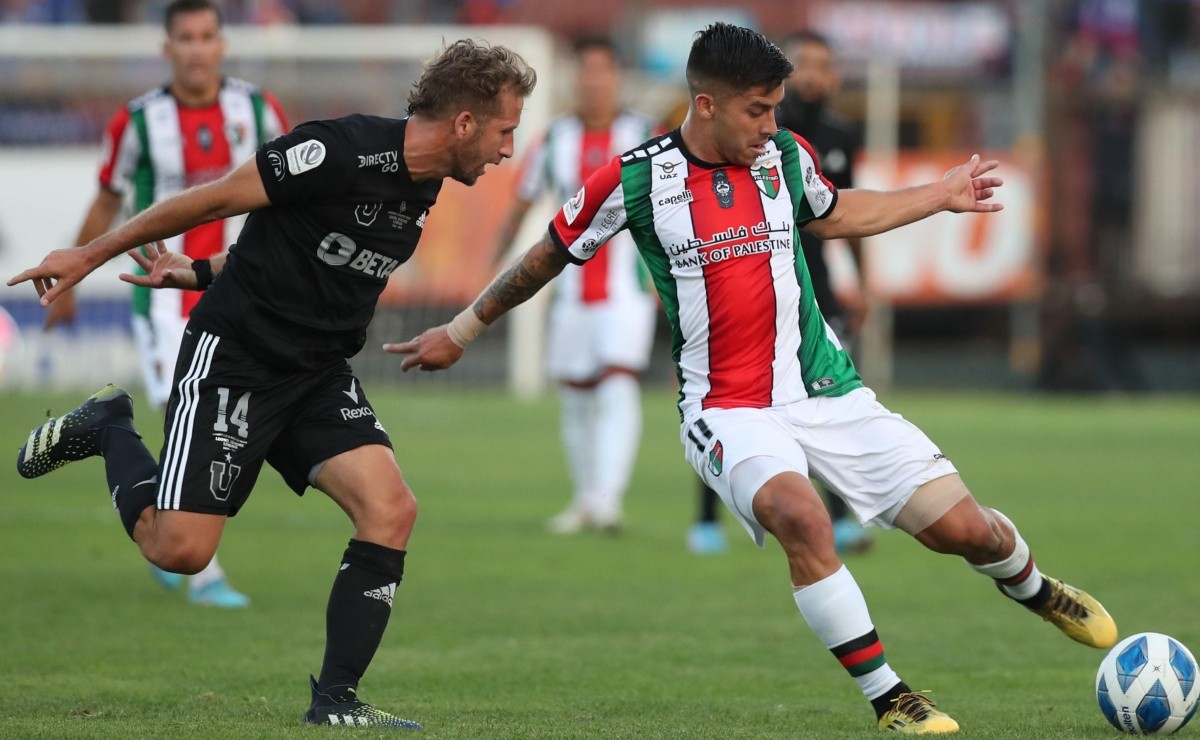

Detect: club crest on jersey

[752,165,780,199]
[712,170,734,208]
[563,186,586,225]
[355,202,381,227]
[708,441,724,476]
[196,123,214,152]
[267,150,286,181]
[209,455,242,502]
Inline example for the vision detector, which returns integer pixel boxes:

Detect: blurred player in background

[46,0,288,607]
[398,23,1117,733]
[493,37,658,534]
[690,30,871,556]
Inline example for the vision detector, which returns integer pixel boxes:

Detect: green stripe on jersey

[129,107,155,318]
[250,91,267,144]
[621,157,685,414]
[777,132,862,398]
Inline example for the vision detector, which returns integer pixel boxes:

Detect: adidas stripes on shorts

[156,326,392,516]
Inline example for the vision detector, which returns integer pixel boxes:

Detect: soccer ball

[1096,632,1199,734]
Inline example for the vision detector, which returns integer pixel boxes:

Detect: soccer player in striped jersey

[396,23,1118,734]
[44,0,287,608]
[493,37,658,534]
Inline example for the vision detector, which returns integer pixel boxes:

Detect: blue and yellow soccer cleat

[1026,576,1118,649]
[878,691,959,734]
[17,384,136,479]
[304,676,422,729]
[833,519,874,555]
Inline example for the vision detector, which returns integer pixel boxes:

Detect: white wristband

[445,307,487,349]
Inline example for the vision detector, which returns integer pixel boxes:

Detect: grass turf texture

[0,388,1196,739]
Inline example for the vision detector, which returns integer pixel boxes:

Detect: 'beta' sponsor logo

[657,190,693,206]
[341,406,376,421]
[286,140,326,175]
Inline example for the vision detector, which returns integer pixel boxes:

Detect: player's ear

[693,92,717,121]
[451,111,477,140]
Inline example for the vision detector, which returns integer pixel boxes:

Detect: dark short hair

[573,35,618,60]
[164,0,222,33]
[407,39,537,119]
[785,29,833,52]
[685,22,793,97]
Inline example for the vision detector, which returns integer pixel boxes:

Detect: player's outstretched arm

[805,154,1003,241]
[386,232,569,372]
[7,158,268,306]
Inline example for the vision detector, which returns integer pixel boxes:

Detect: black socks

[317,539,407,692]
[101,427,159,539]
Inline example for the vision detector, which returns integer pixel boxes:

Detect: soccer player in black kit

[9,40,536,728]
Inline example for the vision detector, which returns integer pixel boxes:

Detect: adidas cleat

[878,691,959,734]
[1025,576,1118,649]
[303,676,422,729]
[17,384,136,479]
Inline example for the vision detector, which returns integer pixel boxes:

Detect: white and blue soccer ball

[1096,632,1198,734]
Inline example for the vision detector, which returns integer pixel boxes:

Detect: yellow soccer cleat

[1027,577,1118,649]
[878,692,960,734]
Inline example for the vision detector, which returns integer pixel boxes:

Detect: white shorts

[680,387,958,547]
[131,312,188,409]
[545,293,656,383]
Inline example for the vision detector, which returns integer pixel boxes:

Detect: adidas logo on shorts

[363,583,396,606]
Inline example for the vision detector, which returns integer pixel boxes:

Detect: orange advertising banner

[853,151,1043,305]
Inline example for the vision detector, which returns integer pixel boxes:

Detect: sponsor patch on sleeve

[562,186,585,225]
[285,140,326,175]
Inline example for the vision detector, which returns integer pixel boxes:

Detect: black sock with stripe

[698,483,720,523]
[101,427,159,539]
[317,539,407,696]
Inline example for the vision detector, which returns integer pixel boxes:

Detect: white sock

[968,509,1044,601]
[188,553,225,591]
[558,386,596,510]
[793,565,901,700]
[587,373,641,519]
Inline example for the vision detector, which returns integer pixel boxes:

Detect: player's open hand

[7,247,100,307]
[384,326,464,372]
[942,154,1004,214]
[119,241,198,290]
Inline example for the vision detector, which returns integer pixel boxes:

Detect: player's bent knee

[752,474,831,545]
[355,484,418,547]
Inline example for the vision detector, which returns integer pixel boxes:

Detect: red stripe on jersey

[789,131,837,195]
[179,104,234,317]
[688,163,775,410]
[579,129,613,303]
[262,90,290,132]
[98,107,132,190]
[549,155,623,247]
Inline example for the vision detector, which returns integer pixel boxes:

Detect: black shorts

[155,326,392,516]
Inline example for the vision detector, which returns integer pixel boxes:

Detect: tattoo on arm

[473,233,568,323]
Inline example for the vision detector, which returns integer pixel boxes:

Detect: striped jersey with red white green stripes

[549,128,862,419]
[515,111,655,306]
[98,78,288,318]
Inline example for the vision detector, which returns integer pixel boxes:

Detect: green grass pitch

[0,387,1196,738]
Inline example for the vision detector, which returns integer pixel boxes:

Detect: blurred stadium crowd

[1,0,1199,392]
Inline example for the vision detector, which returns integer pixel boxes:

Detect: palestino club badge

[708,440,724,476]
[752,165,780,199]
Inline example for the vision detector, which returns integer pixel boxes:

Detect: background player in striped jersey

[493,37,658,534]
[690,30,872,556]
[46,0,288,608]
[397,23,1117,734]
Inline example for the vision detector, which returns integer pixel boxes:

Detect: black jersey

[189,115,442,369]
[776,99,862,317]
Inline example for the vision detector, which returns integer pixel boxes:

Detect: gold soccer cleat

[1027,577,1118,649]
[878,692,960,734]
